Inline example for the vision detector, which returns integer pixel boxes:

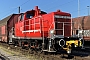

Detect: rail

[0,52,10,60]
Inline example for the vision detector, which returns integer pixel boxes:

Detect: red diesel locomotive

[1,6,83,54]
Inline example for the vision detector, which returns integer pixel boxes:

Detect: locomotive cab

[18,10,35,22]
[18,6,47,22]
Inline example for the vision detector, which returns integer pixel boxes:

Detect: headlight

[50,30,54,34]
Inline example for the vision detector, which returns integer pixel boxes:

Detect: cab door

[15,13,25,37]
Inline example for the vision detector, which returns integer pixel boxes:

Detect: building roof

[0,14,13,26]
[0,14,19,26]
[72,16,90,30]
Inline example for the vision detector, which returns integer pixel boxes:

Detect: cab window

[20,13,24,21]
[26,14,34,19]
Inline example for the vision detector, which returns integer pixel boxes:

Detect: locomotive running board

[43,50,56,52]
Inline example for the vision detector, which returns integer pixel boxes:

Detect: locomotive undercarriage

[55,37,83,54]
[12,39,42,50]
[8,35,83,55]
[42,37,83,54]
[10,37,61,53]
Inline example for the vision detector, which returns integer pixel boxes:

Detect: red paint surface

[15,6,71,38]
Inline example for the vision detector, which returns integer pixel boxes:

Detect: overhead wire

[40,0,59,8]
[70,0,90,17]
[19,0,30,7]
[0,0,77,18]
[0,0,89,19]
[0,0,30,20]
[44,0,89,17]
[0,7,18,19]
[45,0,75,11]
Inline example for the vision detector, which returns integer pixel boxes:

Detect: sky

[0,0,90,20]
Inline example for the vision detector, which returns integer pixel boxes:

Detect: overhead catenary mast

[78,0,80,17]
[78,0,80,37]
[87,6,90,16]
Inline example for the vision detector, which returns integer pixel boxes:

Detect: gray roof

[0,14,13,26]
[72,16,90,30]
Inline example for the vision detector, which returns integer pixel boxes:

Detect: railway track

[0,42,90,60]
[0,52,10,60]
